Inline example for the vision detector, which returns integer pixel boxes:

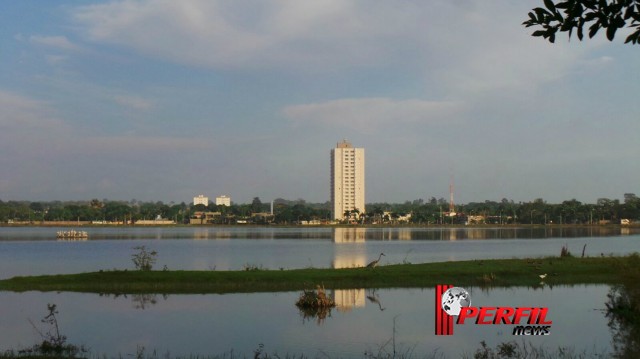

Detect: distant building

[216,195,231,206]
[189,211,221,225]
[193,195,209,206]
[331,140,365,221]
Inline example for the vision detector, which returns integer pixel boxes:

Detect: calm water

[0,226,637,357]
[0,226,639,279]
[0,285,614,357]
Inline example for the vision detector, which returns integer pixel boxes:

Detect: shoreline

[1,223,639,228]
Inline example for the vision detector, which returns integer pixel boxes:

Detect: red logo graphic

[435,284,552,336]
[435,284,454,335]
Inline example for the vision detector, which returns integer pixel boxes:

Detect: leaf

[624,4,635,20]
[544,0,557,12]
[585,12,598,21]
[577,18,585,40]
[606,23,617,40]
[570,3,584,17]
[534,8,549,23]
[560,19,575,31]
[529,12,538,22]
[589,22,601,38]
[532,30,548,37]
[624,29,640,44]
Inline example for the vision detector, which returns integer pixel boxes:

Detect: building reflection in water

[332,227,366,243]
[332,253,367,268]
[332,289,365,312]
[194,229,232,240]
[332,228,367,268]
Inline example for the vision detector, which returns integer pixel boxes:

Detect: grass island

[0,255,635,294]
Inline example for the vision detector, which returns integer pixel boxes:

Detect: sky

[0,1,638,205]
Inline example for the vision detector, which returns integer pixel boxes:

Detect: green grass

[0,255,632,294]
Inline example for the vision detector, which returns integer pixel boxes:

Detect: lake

[1,226,639,278]
[0,226,638,357]
[0,285,617,357]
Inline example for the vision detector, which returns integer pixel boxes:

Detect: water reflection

[333,289,366,312]
[605,255,640,358]
[2,225,639,242]
[0,285,616,357]
[298,288,385,324]
[295,286,336,325]
[98,293,169,310]
[2,227,640,279]
[365,289,386,311]
[332,227,365,243]
[326,226,640,241]
[332,252,367,268]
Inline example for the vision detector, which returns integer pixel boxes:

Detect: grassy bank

[0,255,633,294]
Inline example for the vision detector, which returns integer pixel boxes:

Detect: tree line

[377,194,640,225]
[0,194,638,225]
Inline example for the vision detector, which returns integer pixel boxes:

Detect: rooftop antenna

[449,175,456,216]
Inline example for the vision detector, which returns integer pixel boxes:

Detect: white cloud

[283,98,463,133]
[70,0,603,96]
[0,90,207,159]
[72,0,423,70]
[417,2,598,96]
[29,35,80,51]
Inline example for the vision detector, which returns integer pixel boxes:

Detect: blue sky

[1,1,638,205]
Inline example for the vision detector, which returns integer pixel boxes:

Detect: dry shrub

[295,285,335,309]
[295,285,336,324]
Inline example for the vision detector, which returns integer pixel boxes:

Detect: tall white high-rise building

[331,140,365,221]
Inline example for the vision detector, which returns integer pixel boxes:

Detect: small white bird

[539,273,547,280]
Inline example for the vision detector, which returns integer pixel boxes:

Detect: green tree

[103,202,131,222]
[89,199,103,209]
[251,197,263,214]
[524,0,640,44]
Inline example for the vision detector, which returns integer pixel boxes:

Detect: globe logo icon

[441,287,471,316]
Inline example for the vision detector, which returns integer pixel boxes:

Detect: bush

[18,303,87,358]
[132,246,157,271]
[295,285,335,324]
[560,244,572,258]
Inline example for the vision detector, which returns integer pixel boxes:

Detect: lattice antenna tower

[449,176,455,215]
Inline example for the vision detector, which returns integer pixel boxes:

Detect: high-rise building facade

[331,140,365,221]
[216,195,231,206]
[193,195,209,206]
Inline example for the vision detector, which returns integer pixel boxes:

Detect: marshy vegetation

[5,304,88,359]
[1,254,636,294]
[1,250,640,358]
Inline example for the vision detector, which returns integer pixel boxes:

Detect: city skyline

[1,1,639,205]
